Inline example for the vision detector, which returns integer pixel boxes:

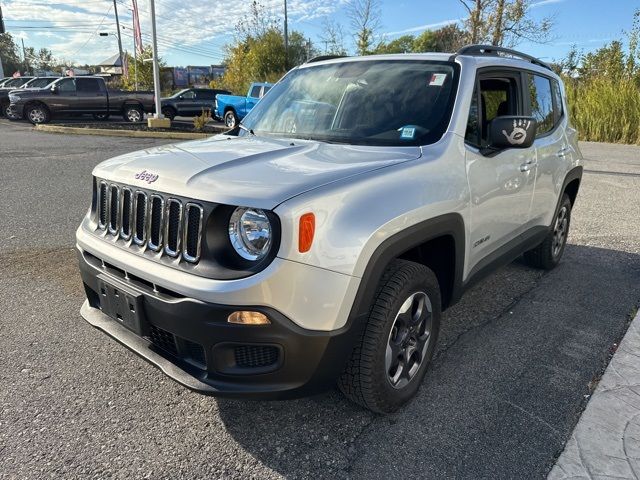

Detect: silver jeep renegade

[76,45,582,413]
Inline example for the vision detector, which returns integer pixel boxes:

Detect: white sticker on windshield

[429,73,447,86]
[400,126,416,139]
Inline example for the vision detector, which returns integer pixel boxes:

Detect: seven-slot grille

[97,181,204,263]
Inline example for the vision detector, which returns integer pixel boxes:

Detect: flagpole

[148,0,166,126]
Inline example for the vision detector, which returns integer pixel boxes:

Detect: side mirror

[50,85,58,94]
[488,116,537,149]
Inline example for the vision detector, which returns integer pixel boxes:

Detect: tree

[458,0,553,47]
[346,0,381,55]
[320,18,347,56]
[373,35,414,54]
[121,44,166,91]
[0,33,23,75]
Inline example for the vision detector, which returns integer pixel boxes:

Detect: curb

[549,307,640,479]
[34,124,227,140]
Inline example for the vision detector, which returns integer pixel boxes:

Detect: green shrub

[565,76,640,145]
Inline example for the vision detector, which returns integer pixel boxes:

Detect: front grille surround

[96,181,205,265]
[107,185,120,235]
[148,194,165,252]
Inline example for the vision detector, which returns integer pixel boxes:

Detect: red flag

[132,0,143,55]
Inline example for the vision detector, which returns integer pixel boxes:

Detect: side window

[261,85,271,97]
[249,85,261,98]
[552,80,564,125]
[528,74,554,136]
[182,90,196,99]
[57,78,76,92]
[77,78,101,93]
[196,90,215,100]
[465,74,520,148]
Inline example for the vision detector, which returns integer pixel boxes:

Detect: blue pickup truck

[214,82,273,128]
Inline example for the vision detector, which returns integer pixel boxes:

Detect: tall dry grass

[565,77,640,145]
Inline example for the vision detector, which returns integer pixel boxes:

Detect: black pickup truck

[8,76,155,124]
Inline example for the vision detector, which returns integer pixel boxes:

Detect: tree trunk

[492,0,506,46]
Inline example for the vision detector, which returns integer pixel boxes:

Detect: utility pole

[112,0,124,75]
[283,0,289,69]
[21,38,29,74]
[148,0,167,126]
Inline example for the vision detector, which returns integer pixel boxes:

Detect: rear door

[526,73,569,227]
[76,78,107,113]
[464,69,537,272]
[194,89,215,114]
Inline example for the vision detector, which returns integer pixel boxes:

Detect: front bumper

[78,248,358,399]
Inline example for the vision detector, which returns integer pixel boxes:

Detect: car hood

[93,135,422,209]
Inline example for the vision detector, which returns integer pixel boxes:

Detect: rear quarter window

[527,74,555,136]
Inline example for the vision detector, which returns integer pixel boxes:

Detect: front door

[50,78,77,112]
[464,70,537,274]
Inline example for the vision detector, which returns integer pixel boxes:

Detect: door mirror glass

[488,116,537,149]
[51,85,58,94]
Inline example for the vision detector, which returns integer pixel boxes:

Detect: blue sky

[1,0,638,67]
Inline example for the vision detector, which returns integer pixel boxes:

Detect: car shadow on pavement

[215,244,640,479]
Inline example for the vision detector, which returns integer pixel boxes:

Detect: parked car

[75,46,582,413]
[8,76,155,124]
[160,88,230,120]
[0,76,35,117]
[215,82,273,128]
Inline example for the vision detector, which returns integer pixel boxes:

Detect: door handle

[520,164,532,172]
[557,147,570,157]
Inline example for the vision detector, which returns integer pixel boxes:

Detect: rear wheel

[25,104,50,125]
[523,193,572,270]
[339,259,441,413]
[224,109,238,128]
[123,105,143,122]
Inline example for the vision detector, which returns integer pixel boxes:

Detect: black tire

[92,113,110,121]
[339,259,441,413]
[0,101,8,118]
[161,106,176,120]
[123,105,143,122]
[523,193,572,270]
[224,109,238,128]
[25,103,50,125]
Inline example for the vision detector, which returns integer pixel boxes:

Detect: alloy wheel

[127,109,142,122]
[385,291,433,389]
[552,206,569,258]
[28,108,45,124]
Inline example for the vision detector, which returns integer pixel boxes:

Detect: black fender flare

[345,213,466,330]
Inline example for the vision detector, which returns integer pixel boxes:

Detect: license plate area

[97,274,146,336]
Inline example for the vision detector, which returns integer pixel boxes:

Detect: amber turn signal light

[298,213,315,253]
[227,311,270,325]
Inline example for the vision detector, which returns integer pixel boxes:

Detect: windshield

[241,60,459,146]
[25,78,56,88]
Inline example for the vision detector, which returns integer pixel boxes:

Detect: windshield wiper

[238,123,255,136]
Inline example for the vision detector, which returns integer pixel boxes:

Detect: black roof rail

[306,55,347,64]
[454,44,552,71]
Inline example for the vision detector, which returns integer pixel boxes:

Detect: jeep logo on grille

[134,170,159,184]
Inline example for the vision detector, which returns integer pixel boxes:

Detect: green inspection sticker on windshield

[399,126,416,140]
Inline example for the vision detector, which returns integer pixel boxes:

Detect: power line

[69,4,113,59]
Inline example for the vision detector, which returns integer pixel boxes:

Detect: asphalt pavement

[0,121,639,479]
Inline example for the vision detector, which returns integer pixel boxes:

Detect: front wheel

[339,259,441,413]
[123,105,143,122]
[25,104,50,125]
[523,193,572,270]
[161,106,176,120]
[224,109,238,128]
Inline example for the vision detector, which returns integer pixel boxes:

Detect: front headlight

[228,207,272,261]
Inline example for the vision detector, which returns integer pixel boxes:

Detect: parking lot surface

[1,121,639,479]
